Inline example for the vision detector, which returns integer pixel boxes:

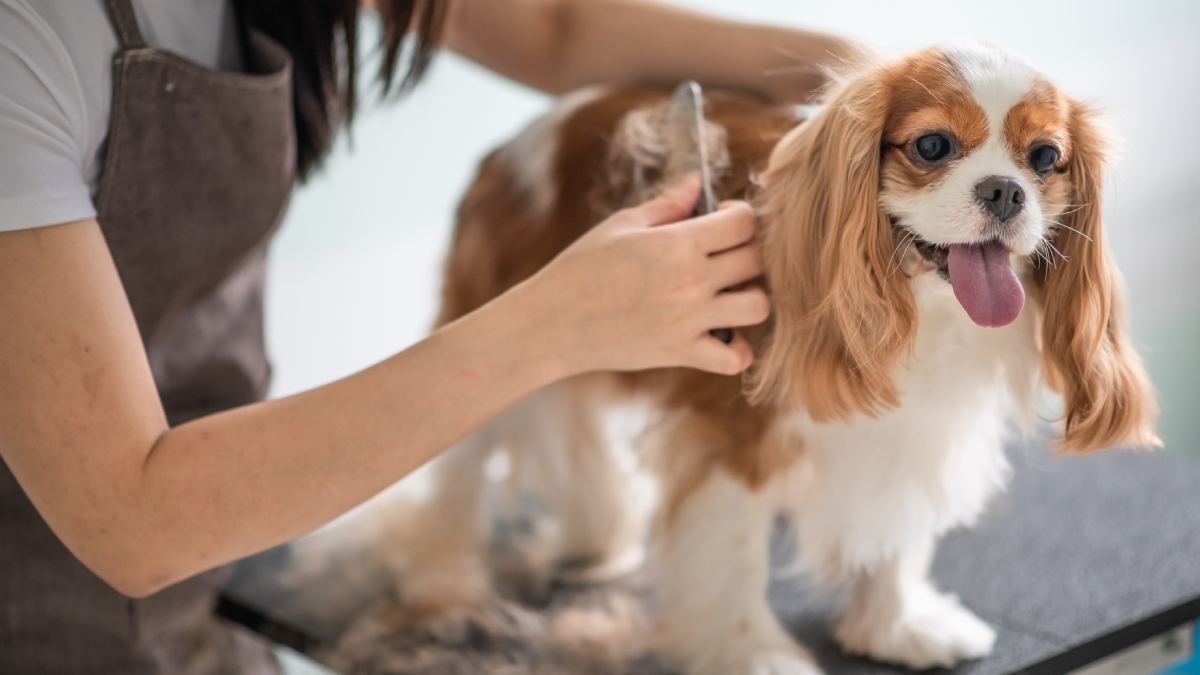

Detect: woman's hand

[520,177,770,376]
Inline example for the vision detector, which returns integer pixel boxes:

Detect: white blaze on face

[948,44,1047,255]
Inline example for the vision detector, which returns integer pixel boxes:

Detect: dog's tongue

[947,242,1024,327]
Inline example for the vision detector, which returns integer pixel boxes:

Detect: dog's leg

[657,466,821,675]
[381,428,496,610]
[834,537,996,669]
[508,380,644,581]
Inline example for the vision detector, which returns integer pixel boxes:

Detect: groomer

[0,1,859,672]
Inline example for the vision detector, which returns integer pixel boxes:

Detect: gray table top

[223,439,1200,674]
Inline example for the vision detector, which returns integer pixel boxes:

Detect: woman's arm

[443,0,869,103]
[0,179,767,597]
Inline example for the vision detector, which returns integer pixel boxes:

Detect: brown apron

[0,0,295,672]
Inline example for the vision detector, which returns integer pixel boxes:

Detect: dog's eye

[913,133,953,164]
[1029,144,1061,175]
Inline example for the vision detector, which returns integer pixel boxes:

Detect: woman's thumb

[630,174,701,227]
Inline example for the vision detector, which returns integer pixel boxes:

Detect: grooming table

[221,438,1200,674]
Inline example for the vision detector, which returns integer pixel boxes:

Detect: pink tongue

[947,242,1025,327]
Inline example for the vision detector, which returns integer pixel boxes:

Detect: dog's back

[436,86,798,328]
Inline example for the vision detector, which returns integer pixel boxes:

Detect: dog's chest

[778,284,1036,570]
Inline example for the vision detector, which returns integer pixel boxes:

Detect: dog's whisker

[1031,235,1055,268]
[1044,238,1069,264]
[893,237,917,277]
[1055,204,1088,216]
[888,230,917,277]
[1034,245,1053,269]
[892,230,916,259]
[1049,220,1093,242]
[888,229,910,259]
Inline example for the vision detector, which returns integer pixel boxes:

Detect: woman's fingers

[684,200,756,253]
[686,332,755,375]
[683,287,769,375]
[709,287,771,328]
[624,175,701,227]
[708,242,763,290]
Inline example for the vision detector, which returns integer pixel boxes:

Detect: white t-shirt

[0,0,240,232]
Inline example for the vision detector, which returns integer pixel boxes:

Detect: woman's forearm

[446,0,868,102]
[114,280,565,595]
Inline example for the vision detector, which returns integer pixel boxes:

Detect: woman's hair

[233,0,447,180]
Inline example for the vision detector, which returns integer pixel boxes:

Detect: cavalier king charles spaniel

[385,43,1159,674]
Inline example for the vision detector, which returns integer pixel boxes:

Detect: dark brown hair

[232,0,447,180]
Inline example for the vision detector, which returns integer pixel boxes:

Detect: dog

[384,43,1160,674]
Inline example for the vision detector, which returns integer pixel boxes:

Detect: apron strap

[103,0,147,50]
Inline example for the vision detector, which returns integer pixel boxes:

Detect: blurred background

[263,0,1200,454]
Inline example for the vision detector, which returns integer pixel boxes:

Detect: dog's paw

[836,592,996,670]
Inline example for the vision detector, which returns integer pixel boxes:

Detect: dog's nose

[974,176,1025,221]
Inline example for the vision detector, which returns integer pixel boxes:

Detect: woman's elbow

[102,566,175,599]
[70,531,182,599]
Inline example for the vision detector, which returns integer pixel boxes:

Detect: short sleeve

[0,0,96,232]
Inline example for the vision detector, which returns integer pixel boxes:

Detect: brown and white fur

[385,44,1159,674]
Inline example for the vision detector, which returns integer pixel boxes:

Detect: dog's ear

[748,69,916,420]
[1034,100,1160,451]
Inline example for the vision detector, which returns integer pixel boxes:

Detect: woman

[0,1,860,672]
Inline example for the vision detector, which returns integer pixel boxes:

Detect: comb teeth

[665,81,717,214]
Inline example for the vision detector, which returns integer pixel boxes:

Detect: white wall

[264,1,1200,449]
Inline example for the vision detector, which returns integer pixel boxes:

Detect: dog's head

[750,43,1158,452]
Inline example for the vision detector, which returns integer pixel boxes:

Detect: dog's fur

[385,44,1159,674]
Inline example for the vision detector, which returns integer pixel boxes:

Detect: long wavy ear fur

[748,67,916,420]
[1036,100,1160,451]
